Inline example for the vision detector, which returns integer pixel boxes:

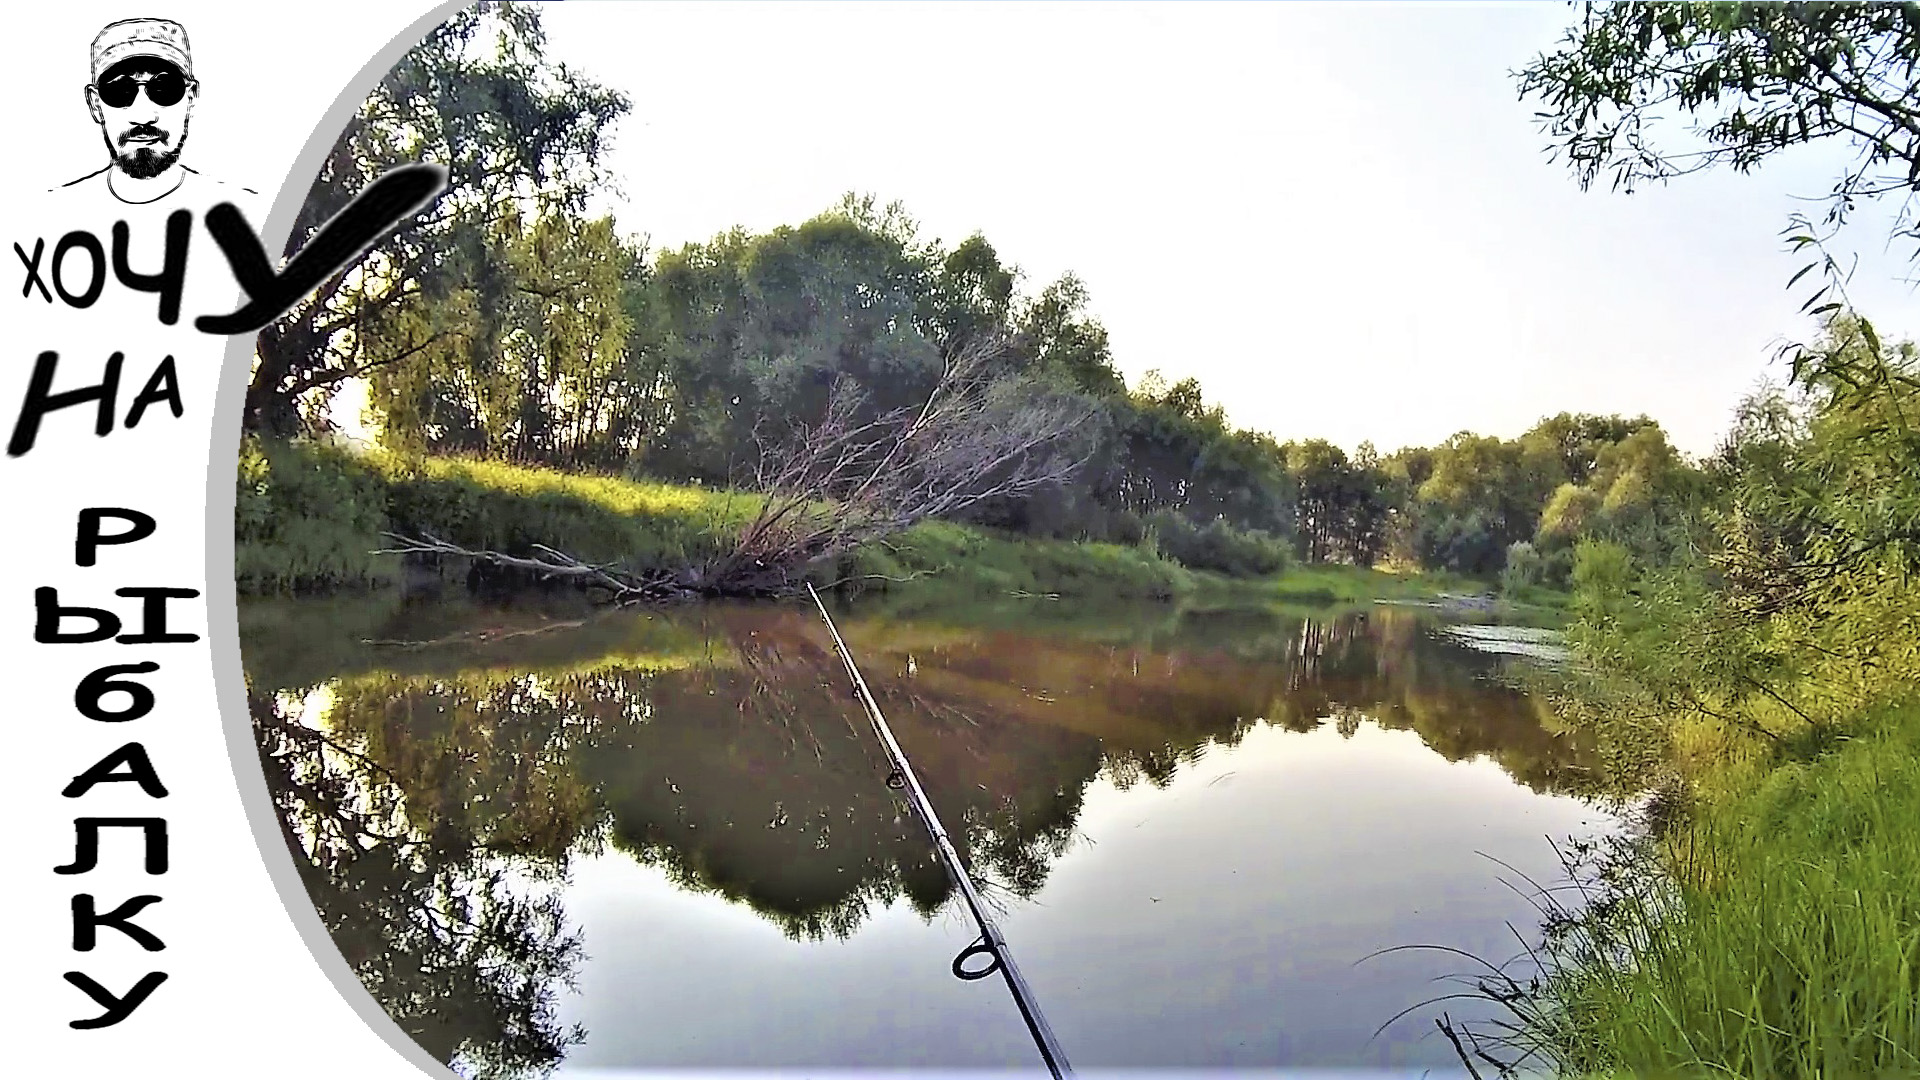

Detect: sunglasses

[95,69,190,109]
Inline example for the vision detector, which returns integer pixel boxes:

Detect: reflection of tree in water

[1140,608,1601,795]
[576,614,1099,941]
[851,606,1597,797]
[250,678,597,1080]
[1313,610,1602,796]
[243,596,1600,1074]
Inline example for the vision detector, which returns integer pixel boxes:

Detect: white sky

[539,0,1920,459]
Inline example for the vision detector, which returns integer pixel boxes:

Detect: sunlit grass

[1434,698,1920,1079]
[847,517,1190,600]
[237,440,1195,599]
[1186,562,1495,610]
[408,454,764,519]
[238,439,1504,612]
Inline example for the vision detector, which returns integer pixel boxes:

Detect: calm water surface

[240,590,1612,1077]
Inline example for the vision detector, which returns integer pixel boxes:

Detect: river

[238,588,1613,1078]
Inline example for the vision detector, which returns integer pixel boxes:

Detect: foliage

[1502,236,1920,1080]
[236,437,398,592]
[380,453,760,576]
[708,337,1104,596]
[842,518,1189,602]
[1144,510,1293,578]
[1518,1,1920,250]
[371,211,645,468]
[1553,314,1920,778]
[1283,438,1389,565]
[266,4,1735,598]
[253,680,592,1078]
[1444,698,1920,1079]
[238,440,1200,603]
[1499,540,1548,595]
[1489,15,1920,1067]
[248,2,629,436]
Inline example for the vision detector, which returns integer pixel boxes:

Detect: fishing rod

[805,583,1074,1079]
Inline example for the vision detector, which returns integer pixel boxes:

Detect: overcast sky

[540,0,1920,459]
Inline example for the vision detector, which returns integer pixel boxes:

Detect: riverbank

[236,438,1480,610]
[1496,692,1920,1079]
[1485,590,1920,1075]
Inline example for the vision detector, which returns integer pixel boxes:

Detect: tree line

[249,2,1712,589]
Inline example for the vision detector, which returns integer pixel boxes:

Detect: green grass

[237,440,1195,600]
[1471,698,1920,1079]
[841,516,1189,601]
[1180,562,1481,610]
[381,453,760,572]
[237,440,1499,614]
[237,439,401,592]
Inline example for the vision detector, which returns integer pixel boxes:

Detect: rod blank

[806,583,1073,1079]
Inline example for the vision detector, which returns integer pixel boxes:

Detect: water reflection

[252,685,589,1078]
[241,594,1599,1075]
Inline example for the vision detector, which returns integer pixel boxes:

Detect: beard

[105,118,189,179]
[116,144,182,179]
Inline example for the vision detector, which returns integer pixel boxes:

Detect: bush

[235,438,399,593]
[1143,510,1292,577]
[1571,538,1634,612]
[1417,510,1504,576]
[1500,540,1547,595]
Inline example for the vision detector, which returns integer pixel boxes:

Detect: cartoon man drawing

[58,17,255,206]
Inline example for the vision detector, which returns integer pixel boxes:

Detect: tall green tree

[371,211,639,466]
[1014,274,1127,397]
[248,3,629,435]
[643,204,943,484]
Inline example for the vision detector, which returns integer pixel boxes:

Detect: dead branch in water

[375,531,699,604]
[714,334,1097,589]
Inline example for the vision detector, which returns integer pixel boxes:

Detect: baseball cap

[90,18,193,83]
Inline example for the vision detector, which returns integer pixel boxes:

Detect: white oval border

[206,3,484,1076]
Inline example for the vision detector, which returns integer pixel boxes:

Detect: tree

[382,336,1102,600]
[642,205,944,485]
[252,682,591,1078]
[1522,412,1659,486]
[1519,2,1920,247]
[1014,274,1126,397]
[370,210,638,467]
[1410,432,1563,573]
[720,335,1101,593]
[923,234,1017,355]
[249,3,629,435]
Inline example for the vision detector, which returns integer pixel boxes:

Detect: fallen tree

[379,336,1100,603]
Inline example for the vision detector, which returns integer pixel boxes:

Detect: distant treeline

[248,3,1711,587]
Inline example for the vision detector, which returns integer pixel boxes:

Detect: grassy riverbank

[236,438,1467,608]
[1503,695,1920,1080]
[1490,568,1920,1076]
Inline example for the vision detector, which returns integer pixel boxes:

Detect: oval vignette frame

[204,2,481,1076]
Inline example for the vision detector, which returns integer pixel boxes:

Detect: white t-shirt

[50,162,260,213]
[38,162,265,330]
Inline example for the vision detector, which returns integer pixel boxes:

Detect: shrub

[1143,511,1292,577]
[1571,538,1633,611]
[1500,540,1547,595]
[235,438,398,593]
